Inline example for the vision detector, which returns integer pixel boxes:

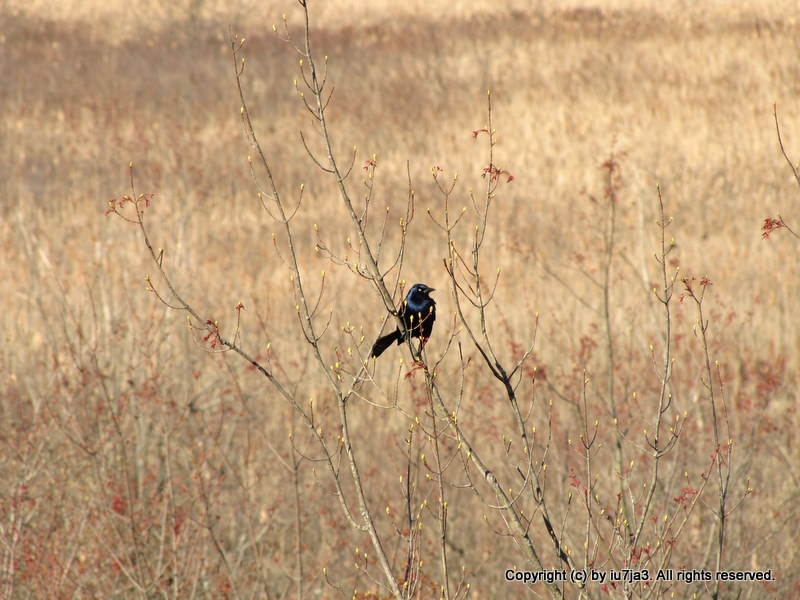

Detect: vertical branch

[598,156,629,534]
[291,433,305,600]
[773,103,800,187]
[426,392,451,600]
[293,4,396,313]
[435,93,571,599]
[761,104,800,240]
[680,274,744,600]
[627,187,682,572]
[252,7,409,596]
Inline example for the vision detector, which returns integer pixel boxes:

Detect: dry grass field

[3,0,800,598]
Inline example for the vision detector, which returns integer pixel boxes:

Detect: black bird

[370,283,436,359]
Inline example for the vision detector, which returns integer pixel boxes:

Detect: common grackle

[370,283,436,358]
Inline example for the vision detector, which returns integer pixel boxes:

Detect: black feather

[371,283,436,359]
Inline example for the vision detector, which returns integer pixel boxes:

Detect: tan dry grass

[2,1,800,597]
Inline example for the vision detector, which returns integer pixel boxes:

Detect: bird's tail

[370,329,402,358]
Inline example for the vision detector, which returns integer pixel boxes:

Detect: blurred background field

[2,0,800,597]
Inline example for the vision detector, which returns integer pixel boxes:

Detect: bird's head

[406,283,435,306]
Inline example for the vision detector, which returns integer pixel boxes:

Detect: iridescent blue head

[405,283,436,311]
